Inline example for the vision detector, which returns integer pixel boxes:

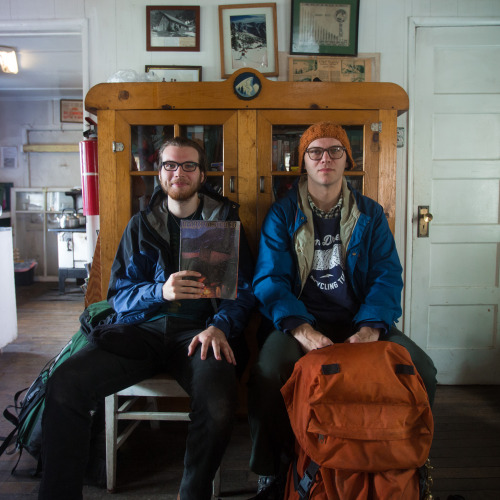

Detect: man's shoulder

[273,182,300,209]
[200,184,239,215]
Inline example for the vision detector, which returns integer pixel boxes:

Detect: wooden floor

[1,282,499,500]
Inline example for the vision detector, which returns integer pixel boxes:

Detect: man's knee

[249,330,302,389]
[383,328,438,406]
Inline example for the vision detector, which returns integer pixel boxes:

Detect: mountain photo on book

[180,220,240,299]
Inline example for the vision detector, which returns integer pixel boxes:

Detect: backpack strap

[293,457,320,499]
[3,405,20,428]
[0,426,18,457]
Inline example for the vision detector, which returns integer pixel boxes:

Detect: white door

[408,21,500,384]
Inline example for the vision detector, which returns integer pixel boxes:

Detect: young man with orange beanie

[247,122,437,499]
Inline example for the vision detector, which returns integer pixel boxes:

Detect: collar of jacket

[146,185,239,221]
[294,176,361,294]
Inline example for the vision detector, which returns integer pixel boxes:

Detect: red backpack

[280,341,434,499]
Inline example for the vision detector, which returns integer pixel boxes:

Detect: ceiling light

[0,46,19,74]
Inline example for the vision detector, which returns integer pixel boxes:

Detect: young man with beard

[38,137,255,500]
[247,122,437,499]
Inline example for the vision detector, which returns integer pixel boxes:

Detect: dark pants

[38,316,238,500]
[247,326,437,476]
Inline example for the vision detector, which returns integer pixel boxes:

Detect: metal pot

[59,209,80,229]
[77,209,86,226]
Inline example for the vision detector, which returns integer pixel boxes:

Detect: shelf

[0,211,11,219]
[23,144,79,153]
[130,170,224,176]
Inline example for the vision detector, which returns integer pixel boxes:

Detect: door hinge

[370,122,382,133]
[112,141,124,152]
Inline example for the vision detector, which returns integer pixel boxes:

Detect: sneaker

[257,476,276,493]
[248,475,283,500]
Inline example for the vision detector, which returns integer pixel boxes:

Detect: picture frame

[288,53,380,82]
[145,65,202,82]
[60,99,83,123]
[218,3,278,79]
[290,0,359,56]
[146,6,200,52]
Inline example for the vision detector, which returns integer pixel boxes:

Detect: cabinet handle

[260,176,265,193]
[230,176,235,193]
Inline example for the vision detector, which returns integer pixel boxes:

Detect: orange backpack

[280,341,434,500]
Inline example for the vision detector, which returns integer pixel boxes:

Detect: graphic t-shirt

[300,212,359,326]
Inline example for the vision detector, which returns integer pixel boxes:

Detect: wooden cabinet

[85,69,408,299]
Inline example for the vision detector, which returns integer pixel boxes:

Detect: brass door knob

[418,206,433,237]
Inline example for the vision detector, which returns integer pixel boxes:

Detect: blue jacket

[252,176,403,331]
[107,185,256,340]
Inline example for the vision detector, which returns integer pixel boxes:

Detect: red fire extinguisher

[79,117,99,216]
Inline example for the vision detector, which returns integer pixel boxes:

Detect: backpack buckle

[297,460,320,499]
[297,471,314,498]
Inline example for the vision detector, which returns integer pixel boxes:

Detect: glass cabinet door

[256,110,381,230]
[113,110,239,218]
[12,188,76,278]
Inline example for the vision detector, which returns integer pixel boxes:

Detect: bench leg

[105,394,118,492]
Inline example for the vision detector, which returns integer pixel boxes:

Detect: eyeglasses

[305,146,346,161]
[161,160,200,172]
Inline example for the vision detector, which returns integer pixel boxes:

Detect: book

[180,220,240,300]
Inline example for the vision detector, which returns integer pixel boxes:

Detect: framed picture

[288,53,380,82]
[60,99,83,123]
[145,65,202,82]
[146,6,200,52]
[290,0,359,56]
[218,3,278,79]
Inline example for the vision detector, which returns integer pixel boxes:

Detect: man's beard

[161,174,203,201]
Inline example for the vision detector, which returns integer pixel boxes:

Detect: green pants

[247,327,437,476]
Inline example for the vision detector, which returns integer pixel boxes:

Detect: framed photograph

[60,99,83,123]
[218,3,278,79]
[145,65,202,82]
[290,0,359,56]
[146,6,200,52]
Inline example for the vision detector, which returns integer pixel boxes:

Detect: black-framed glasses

[161,160,200,172]
[305,146,346,161]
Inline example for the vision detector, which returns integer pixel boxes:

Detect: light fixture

[0,46,19,74]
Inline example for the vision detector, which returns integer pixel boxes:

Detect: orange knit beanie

[298,122,355,170]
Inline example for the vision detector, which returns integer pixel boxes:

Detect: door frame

[0,18,89,101]
[404,16,500,339]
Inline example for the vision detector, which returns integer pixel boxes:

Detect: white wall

[1,0,500,234]
[0,100,82,188]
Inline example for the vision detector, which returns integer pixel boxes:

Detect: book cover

[180,220,240,300]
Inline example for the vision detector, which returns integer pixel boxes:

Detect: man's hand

[291,323,333,353]
[345,326,381,343]
[162,270,205,301]
[188,325,236,365]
